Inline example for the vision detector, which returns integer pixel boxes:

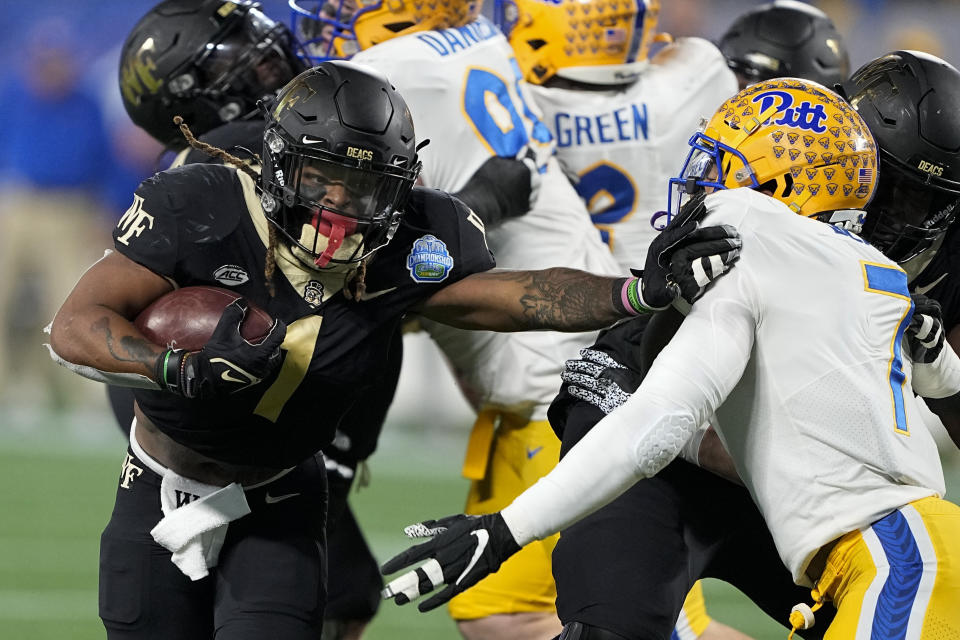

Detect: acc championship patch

[407,235,454,283]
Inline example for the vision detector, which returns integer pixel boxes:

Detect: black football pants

[98,448,328,640]
[325,471,382,624]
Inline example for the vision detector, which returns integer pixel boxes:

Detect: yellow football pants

[813,496,960,639]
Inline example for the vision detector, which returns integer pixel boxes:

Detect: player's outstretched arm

[386,282,756,614]
[418,267,631,332]
[418,213,741,332]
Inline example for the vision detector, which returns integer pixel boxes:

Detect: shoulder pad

[136,164,246,244]
[402,187,465,225]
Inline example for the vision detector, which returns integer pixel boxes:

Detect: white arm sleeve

[502,286,758,545]
[911,340,960,399]
[43,341,160,390]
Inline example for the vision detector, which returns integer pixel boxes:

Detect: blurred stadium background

[1,1,959,638]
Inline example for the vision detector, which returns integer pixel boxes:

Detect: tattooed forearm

[92,316,164,371]
[513,268,623,331]
[418,267,628,331]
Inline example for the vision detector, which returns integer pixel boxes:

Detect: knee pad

[557,622,632,640]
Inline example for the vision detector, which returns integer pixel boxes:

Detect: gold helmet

[668,78,878,221]
[495,0,660,85]
[290,0,481,60]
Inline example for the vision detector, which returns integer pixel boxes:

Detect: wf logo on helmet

[752,90,829,134]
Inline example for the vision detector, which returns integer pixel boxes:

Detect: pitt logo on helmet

[752,90,829,133]
[668,77,877,220]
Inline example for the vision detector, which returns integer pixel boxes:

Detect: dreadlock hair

[173,116,260,181]
[342,259,367,301]
[173,115,277,295]
[264,224,279,297]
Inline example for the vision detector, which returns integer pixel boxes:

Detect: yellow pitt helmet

[495,0,660,85]
[669,78,878,221]
[290,0,481,60]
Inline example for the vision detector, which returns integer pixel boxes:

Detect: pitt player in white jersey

[291,2,621,638]
[497,0,737,270]
[497,2,744,638]
[382,78,960,640]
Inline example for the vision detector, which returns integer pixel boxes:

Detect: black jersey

[114,163,494,468]
[912,225,960,331]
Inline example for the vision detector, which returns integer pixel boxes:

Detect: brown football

[134,286,274,351]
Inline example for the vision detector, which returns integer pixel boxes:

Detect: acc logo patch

[407,235,454,283]
[303,280,324,307]
[214,264,249,286]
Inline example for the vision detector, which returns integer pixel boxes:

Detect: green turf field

[1,422,957,640]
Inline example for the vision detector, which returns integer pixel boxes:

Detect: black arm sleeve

[452,156,533,228]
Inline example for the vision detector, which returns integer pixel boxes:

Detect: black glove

[381,513,521,612]
[637,193,741,310]
[560,348,643,415]
[155,299,287,398]
[907,293,946,364]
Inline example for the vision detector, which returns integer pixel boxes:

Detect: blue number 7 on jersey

[863,262,914,435]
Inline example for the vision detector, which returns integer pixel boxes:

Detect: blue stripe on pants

[871,510,923,639]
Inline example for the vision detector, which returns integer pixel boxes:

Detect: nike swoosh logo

[359,286,397,301]
[456,530,489,585]
[525,446,544,459]
[264,492,300,504]
[209,358,258,386]
[220,370,250,384]
[301,135,325,144]
[914,272,948,295]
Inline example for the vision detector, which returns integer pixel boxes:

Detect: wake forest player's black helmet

[719,0,849,88]
[845,51,960,264]
[119,0,305,148]
[260,61,422,269]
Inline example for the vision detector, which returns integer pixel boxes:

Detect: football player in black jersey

[108,0,306,430]
[115,4,545,637]
[48,62,740,639]
[849,52,960,449]
[529,52,960,640]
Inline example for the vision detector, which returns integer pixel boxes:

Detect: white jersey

[503,188,950,583]
[353,18,620,418]
[527,38,737,269]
